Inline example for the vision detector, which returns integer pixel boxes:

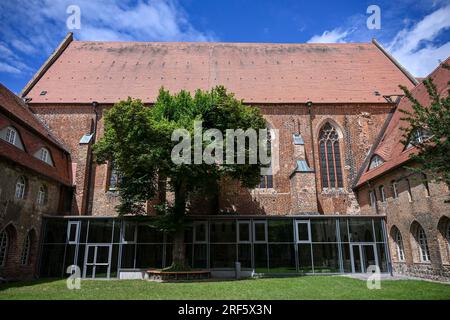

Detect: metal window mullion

[336,219,344,273]
[331,141,338,189]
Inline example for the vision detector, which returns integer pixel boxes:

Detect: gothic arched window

[319,123,343,189]
[417,226,430,262]
[394,228,405,261]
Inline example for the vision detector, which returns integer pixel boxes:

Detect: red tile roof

[0,83,72,185]
[0,84,68,151]
[24,39,415,104]
[355,57,450,188]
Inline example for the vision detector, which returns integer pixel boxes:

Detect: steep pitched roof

[354,57,450,188]
[0,83,69,152]
[0,83,72,185]
[23,36,415,104]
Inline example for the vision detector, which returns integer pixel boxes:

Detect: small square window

[253,221,267,242]
[67,221,80,244]
[296,221,311,243]
[238,221,251,243]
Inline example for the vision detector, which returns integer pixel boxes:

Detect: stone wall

[0,159,63,280]
[357,165,450,281]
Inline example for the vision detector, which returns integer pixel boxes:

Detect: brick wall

[0,160,63,280]
[30,104,95,215]
[356,164,450,281]
[30,102,392,217]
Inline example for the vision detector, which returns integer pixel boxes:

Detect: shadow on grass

[0,278,63,291]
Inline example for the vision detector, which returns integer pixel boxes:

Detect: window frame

[37,185,47,206]
[394,229,405,262]
[107,160,119,191]
[237,220,251,243]
[5,127,17,145]
[295,220,311,243]
[15,176,26,200]
[67,221,80,244]
[20,232,32,265]
[121,222,137,244]
[368,155,384,170]
[259,174,274,189]
[391,181,398,199]
[253,220,268,243]
[318,122,343,190]
[417,227,430,262]
[379,185,386,203]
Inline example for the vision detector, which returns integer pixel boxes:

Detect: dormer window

[6,127,16,144]
[406,128,431,149]
[1,126,24,150]
[34,147,54,166]
[368,155,384,170]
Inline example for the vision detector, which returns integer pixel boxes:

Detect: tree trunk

[167,179,190,271]
[170,228,188,270]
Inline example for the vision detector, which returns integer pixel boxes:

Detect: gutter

[84,101,99,215]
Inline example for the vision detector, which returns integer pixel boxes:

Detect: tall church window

[394,228,405,261]
[15,176,26,199]
[108,160,119,191]
[259,126,273,189]
[20,232,32,265]
[417,226,430,262]
[319,123,343,189]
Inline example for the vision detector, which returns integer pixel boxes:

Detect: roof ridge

[71,40,373,46]
[371,38,418,86]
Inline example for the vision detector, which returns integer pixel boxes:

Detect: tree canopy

[93,86,268,269]
[399,64,450,185]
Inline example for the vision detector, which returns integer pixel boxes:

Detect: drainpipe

[84,101,99,215]
[307,101,320,212]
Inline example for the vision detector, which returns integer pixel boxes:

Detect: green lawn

[1,276,449,300]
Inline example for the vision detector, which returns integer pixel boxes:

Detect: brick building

[354,59,450,281]
[0,84,73,280]
[0,32,448,281]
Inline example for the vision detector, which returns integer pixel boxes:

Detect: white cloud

[0,0,216,75]
[386,4,450,77]
[307,28,351,43]
[0,62,21,74]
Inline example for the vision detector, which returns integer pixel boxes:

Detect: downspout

[84,101,99,215]
[307,101,320,212]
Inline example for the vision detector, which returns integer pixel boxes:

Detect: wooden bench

[146,269,211,281]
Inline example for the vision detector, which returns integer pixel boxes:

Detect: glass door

[83,244,112,279]
[350,244,378,273]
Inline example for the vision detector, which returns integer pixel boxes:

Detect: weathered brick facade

[356,168,450,282]
[3,34,449,282]
[354,60,450,281]
[0,85,72,280]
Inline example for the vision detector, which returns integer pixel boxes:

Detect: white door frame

[350,243,378,273]
[83,244,112,279]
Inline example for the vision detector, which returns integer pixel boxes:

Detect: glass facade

[38,216,389,279]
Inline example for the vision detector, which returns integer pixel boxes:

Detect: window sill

[252,188,276,194]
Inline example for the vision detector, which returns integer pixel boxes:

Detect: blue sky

[1,0,449,94]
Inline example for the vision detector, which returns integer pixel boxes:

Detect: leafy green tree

[399,64,450,186]
[93,86,267,270]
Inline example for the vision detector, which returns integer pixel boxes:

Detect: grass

[1,276,449,300]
